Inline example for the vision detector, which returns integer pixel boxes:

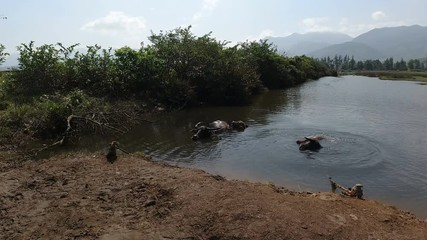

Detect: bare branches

[70,114,126,134]
[31,112,128,156]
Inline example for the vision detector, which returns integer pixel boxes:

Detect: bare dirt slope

[1,153,426,240]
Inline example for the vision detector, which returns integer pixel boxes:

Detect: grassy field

[342,70,427,82]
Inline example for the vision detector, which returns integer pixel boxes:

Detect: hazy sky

[1,0,427,52]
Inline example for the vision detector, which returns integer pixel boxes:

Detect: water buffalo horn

[195,122,204,128]
[206,127,221,131]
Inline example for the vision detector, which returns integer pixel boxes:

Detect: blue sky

[1,0,427,52]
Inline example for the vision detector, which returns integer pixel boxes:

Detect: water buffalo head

[296,137,322,151]
[191,120,247,141]
[191,122,220,141]
[231,120,248,131]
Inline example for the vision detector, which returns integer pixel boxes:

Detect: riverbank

[1,153,426,239]
[342,70,427,82]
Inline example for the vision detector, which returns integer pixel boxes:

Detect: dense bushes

[0,27,334,142]
[0,90,82,139]
[2,26,332,108]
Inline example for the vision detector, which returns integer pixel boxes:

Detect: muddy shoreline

[1,153,426,239]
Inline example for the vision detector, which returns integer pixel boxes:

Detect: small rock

[349,214,358,221]
[144,199,156,207]
[14,192,24,200]
[62,179,69,186]
[211,175,225,181]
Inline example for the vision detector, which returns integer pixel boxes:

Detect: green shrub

[3,27,334,111]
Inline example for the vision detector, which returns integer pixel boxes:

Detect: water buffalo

[230,120,249,131]
[296,136,324,151]
[191,120,248,141]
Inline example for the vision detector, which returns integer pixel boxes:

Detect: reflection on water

[81,76,427,219]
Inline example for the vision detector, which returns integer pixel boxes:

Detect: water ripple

[314,132,384,169]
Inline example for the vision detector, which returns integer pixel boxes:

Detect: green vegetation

[319,55,427,72]
[319,54,427,81]
[0,26,334,145]
[0,44,8,65]
[348,70,427,82]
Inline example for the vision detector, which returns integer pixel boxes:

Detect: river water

[92,75,427,218]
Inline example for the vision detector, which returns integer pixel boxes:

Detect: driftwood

[329,177,364,199]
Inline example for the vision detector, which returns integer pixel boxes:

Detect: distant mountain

[286,41,330,56]
[266,32,353,56]
[267,25,427,60]
[352,25,427,60]
[309,42,385,60]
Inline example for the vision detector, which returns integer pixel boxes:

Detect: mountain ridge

[266,25,427,60]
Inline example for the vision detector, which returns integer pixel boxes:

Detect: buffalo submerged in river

[296,136,324,151]
[191,120,248,141]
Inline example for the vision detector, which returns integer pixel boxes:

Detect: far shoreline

[340,70,427,82]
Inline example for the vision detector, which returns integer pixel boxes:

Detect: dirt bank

[1,153,426,240]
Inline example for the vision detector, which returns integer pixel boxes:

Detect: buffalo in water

[296,136,324,151]
[191,120,248,141]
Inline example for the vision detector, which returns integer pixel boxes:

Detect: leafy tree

[408,59,415,70]
[238,40,289,89]
[238,41,331,89]
[0,44,9,65]
[114,46,162,101]
[10,41,63,96]
[333,55,343,71]
[394,58,407,71]
[147,26,264,106]
[349,56,356,70]
[72,45,117,97]
[384,57,394,70]
[364,60,374,70]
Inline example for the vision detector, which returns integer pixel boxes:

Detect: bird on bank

[106,141,119,163]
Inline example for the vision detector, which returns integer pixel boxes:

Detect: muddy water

[86,76,427,219]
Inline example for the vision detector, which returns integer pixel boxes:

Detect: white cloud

[301,17,333,32]
[192,0,220,22]
[203,0,219,10]
[372,11,386,21]
[192,13,202,21]
[299,16,405,37]
[244,29,276,42]
[258,29,275,39]
[338,17,405,37]
[81,11,146,35]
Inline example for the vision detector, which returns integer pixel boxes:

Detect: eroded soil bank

[1,153,426,240]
